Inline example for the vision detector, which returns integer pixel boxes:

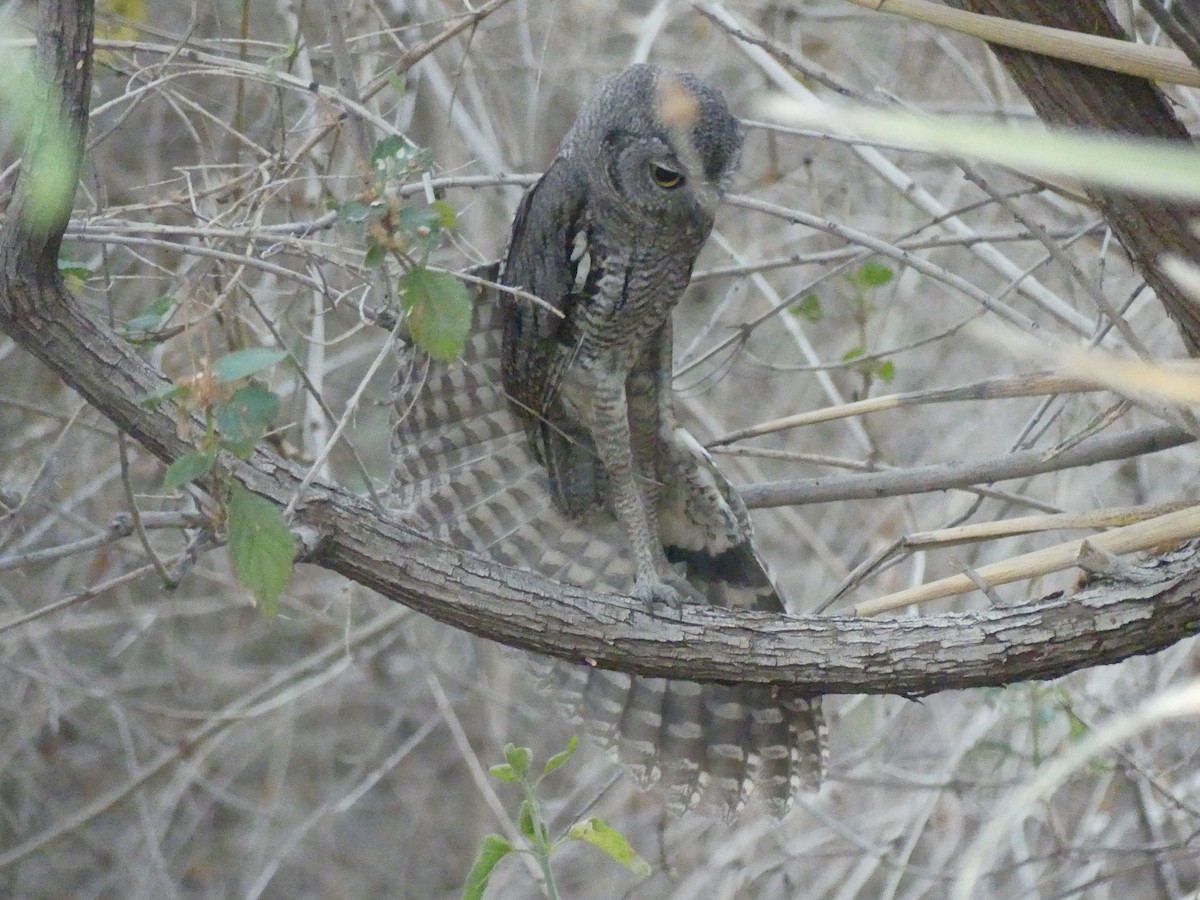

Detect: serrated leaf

[124,295,174,334]
[504,744,532,778]
[372,135,407,168]
[216,385,280,447]
[211,347,288,384]
[542,736,578,776]
[875,359,895,382]
[400,268,472,362]
[566,818,650,877]
[364,243,387,268]
[791,292,823,323]
[856,260,894,288]
[163,451,216,490]
[488,764,518,784]
[226,484,294,614]
[461,834,512,900]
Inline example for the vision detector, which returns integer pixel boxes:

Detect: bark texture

[3,0,1200,699]
[946,0,1200,351]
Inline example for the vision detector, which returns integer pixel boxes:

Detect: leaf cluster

[338,136,473,362]
[134,335,294,613]
[464,738,650,900]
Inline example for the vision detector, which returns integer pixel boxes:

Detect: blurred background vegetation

[2,0,1200,897]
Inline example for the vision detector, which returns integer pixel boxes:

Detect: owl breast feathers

[390,65,825,816]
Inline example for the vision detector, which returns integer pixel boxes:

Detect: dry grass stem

[857,505,1200,616]
[842,0,1200,87]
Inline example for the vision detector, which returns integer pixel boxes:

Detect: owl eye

[650,164,684,189]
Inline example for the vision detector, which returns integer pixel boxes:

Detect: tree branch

[943,0,1200,353]
[740,423,1194,508]
[3,0,1200,701]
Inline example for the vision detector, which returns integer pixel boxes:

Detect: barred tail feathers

[388,280,824,814]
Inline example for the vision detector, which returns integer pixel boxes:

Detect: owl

[391,65,825,815]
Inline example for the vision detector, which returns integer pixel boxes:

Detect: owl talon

[632,572,704,611]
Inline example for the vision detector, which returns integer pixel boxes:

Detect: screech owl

[392,65,825,815]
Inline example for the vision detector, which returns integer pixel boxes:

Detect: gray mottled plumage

[390,65,825,815]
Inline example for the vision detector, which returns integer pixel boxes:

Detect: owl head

[562,64,743,231]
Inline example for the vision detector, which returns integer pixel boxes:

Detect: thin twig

[711,371,1101,447]
[740,423,1194,509]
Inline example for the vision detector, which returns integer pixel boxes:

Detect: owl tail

[388,271,825,815]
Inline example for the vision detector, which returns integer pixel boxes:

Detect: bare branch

[739,423,1192,508]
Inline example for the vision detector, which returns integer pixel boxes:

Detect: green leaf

[856,261,894,288]
[211,347,288,384]
[140,381,188,407]
[1066,708,1089,743]
[58,264,92,281]
[372,135,407,168]
[364,243,387,268]
[226,484,294,614]
[398,205,446,252]
[409,146,435,174]
[264,43,298,77]
[216,385,280,448]
[387,72,407,99]
[124,296,175,335]
[875,359,895,382]
[504,744,532,779]
[400,268,473,362]
[842,347,865,362]
[566,818,650,877]
[518,798,536,841]
[488,764,519,784]
[339,199,373,226]
[790,292,823,323]
[761,101,1200,201]
[0,65,77,232]
[542,736,578,776]
[461,834,512,900]
[973,739,1019,759]
[430,200,457,228]
[370,138,433,180]
[163,451,216,490]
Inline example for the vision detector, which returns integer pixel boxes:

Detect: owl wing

[659,427,784,612]
[499,158,604,516]
[391,283,825,816]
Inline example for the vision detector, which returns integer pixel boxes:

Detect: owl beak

[694,179,723,216]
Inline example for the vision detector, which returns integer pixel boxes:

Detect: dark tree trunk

[946,0,1200,352]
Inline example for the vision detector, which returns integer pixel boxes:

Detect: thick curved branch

[4,0,1200,700]
[5,240,1200,696]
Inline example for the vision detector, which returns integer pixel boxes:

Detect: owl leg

[625,332,669,546]
[584,366,696,609]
